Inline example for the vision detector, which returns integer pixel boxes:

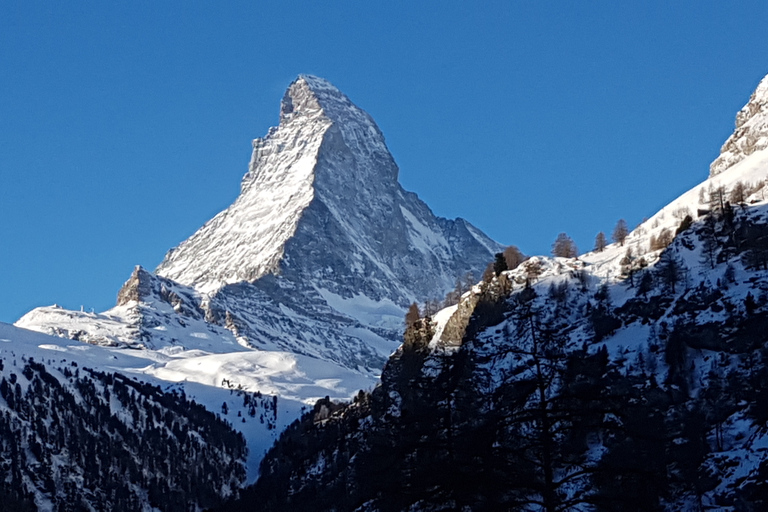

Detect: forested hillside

[0,353,246,511]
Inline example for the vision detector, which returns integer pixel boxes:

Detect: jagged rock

[116,265,153,306]
[711,74,768,176]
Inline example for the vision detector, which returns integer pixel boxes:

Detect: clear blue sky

[2,1,768,323]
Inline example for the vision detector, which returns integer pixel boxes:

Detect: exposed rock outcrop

[711,74,768,176]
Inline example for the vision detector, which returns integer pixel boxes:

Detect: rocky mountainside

[226,76,768,512]
[19,76,500,374]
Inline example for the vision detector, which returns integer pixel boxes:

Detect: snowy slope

[155,78,331,293]
[1,321,367,480]
[579,147,768,283]
[0,322,249,511]
[388,75,768,510]
[249,134,768,510]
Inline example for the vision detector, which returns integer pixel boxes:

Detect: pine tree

[699,215,719,269]
[620,248,636,287]
[405,302,420,326]
[552,233,578,258]
[499,289,564,511]
[494,253,508,276]
[708,184,728,214]
[637,271,654,298]
[423,299,440,318]
[650,228,673,251]
[594,231,607,252]
[612,219,629,246]
[503,246,526,270]
[656,250,683,294]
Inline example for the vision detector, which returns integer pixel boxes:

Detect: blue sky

[2,1,768,322]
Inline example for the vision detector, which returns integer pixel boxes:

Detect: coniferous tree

[552,233,578,258]
[620,248,637,287]
[503,245,526,270]
[496,289,566,511]
[405,302,420,326]
[709,184,728,214]
[612,219,629,247]
[637,271,654,298]
[494,252,508,276]
[700,215,719,269]
[650,228,673,251]
[656,249,684,294]
[594,231,607,252]
[675,214,693,235]
[730,181,746,205]
[423,299,440,318]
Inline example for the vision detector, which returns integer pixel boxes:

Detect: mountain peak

[710,73,768,176]
[280,75,357,122]
[156,76,500,298]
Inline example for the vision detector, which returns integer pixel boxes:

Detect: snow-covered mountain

[14,75,502,486]
[0,322,249,511]
[20,76,500,371]
[156,75,499,302]
[228,75,768,511]
[19,72,768,511]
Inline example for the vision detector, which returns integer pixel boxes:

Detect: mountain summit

[156,75,500,304]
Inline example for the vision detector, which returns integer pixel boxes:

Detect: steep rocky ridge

[233,180,768,511]
[19,75,500,371]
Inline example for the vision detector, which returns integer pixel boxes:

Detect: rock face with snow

[17,75,501,410]
[156,75,499,303]
[12,70,768,512]
[711,74,768,177]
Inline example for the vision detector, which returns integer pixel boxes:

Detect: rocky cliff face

[711,74,768,177]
